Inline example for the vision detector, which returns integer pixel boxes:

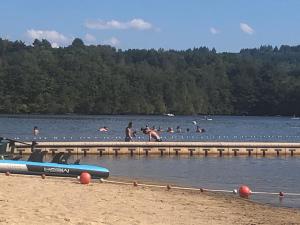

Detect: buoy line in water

[99,179,300,199]
[7,135,300,141]
[4,173,300,199]
[251,191,300,196]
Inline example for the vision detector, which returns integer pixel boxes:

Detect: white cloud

[129,19,152,30]
[104,37,120,46]
[26,29,71,47]
[84,33,96,43]
[210,27,220,35]
[240,23,254,35]
[85,18,153,30]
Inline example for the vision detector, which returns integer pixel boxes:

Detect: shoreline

[108,175,299,210]
[0,174,299,225]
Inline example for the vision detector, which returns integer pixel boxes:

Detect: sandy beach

[0,175,299,225]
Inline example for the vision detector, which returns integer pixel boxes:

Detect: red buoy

[239,185,251,198]
[80,172,91,184]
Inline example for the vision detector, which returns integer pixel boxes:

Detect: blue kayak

[0,159,109,179]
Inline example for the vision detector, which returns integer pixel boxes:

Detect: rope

[201,188,234,193]
[252,191,300,196]
[101,179,300,197]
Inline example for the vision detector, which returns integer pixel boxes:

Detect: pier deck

[14,141,300,156]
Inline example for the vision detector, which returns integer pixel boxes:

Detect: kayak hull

[0,160,109,179]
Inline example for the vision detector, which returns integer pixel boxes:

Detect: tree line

[0,38,299,116]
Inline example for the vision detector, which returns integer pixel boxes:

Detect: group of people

[34,122,204,142]
[125,122,161,142]
[124,122,205,142]
[166,126,205,133]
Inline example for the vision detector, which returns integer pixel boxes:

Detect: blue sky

[0,0,299,52]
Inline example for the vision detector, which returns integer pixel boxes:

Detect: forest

[0,38,299,116]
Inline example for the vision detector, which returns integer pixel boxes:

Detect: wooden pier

[14,141,300,157]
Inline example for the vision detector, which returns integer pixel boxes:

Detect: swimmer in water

[99,126,108,132]
[158,126,163,132]
[33,126,39,136]
[196,126,206,133]
[167,127,174,133]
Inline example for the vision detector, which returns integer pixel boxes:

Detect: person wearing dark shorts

[125,122,133,142]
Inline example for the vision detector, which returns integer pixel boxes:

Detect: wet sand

[0,174,299,225]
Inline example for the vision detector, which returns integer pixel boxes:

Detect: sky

[0,0,300,52]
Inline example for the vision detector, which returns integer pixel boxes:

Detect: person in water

[141,127,162,142]
[176,126,181,133]
[167,127,174,133]
[99,126,108,132]
[33,126,39,136]
[196,126,206,133]
[125,122,133,142]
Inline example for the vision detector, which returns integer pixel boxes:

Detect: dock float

[14,141,300,156]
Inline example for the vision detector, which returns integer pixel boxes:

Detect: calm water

[1,114,300,208]
[76,155,300,208]
[0,114,300,142]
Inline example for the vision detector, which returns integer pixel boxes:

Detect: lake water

[1,114,300,208]
[77,155,300,208]
[0,114,300,142]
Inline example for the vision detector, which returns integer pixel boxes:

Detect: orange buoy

[239,185,251,198]
[80,172,91,184]
[5,171,10,176]
[41,174,46,179]
[133,181,138,187]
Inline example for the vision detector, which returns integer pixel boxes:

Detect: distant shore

[0,174,299,225]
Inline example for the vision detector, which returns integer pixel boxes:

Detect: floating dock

[14,141,300,156]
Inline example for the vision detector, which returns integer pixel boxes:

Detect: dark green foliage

[0,38,300,115]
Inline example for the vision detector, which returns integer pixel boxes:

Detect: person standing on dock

[125,122,133,142]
